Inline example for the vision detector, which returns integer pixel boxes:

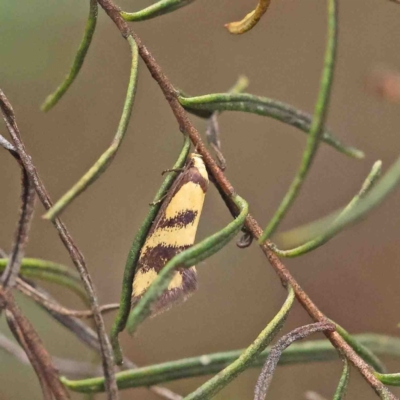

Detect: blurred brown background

[1,0,400,399]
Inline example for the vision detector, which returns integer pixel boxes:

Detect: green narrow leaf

[43,36,139,220]
[60,334,400,393]
[260,0,339,241]
[41,0,98,111]
[121,0,196,21]
[0,258,87,303]
[274,161,382,257]
[179,93,363,159]
[183,287,295,400]
[333,359,350,400]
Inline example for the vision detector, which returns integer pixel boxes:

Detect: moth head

[189,153,208,181]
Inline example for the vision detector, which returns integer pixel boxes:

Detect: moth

[131,153,209,315]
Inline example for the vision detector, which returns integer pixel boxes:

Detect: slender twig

[0,90,118,398]
[23,283,183,400]
[16,278,119,318]
[259,0,338,241]
[5,310,53,400]
[254,322,336,400]
[0,133,36,289]
[96,1,397,397]
[43,35,139,220]
[0,332,30,364]
[0,133,16,152]
[0,332,103,377]
[0,288,70,399]
[41,0,98,111]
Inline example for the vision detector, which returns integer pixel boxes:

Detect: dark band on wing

[158,209,198,230]
[174,167,208,194]
[137,243,191,273]
[131,268,197,316]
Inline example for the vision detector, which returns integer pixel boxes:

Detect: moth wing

[132,155,208,315]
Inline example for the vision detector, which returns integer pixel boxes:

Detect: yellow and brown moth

[131,153,209,315]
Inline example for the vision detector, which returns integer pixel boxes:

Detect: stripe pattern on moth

[131,153,209,315]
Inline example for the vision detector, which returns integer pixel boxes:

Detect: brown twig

[0,114,36,290]
[5,310,54,400]
[0,332,103,378]
[17,278,119,318]
[0,161,36,290]
[254,322,336,400]
[93,3,397,397]
[0,89,119,399]
[21,282,183,400]
[0,288,70,399]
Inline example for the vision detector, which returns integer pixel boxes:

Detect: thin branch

[16,278,119,318]
[0,288,70,399]
[0,332,103,378]
[0,331,30,364]
[41,0,98,111]
[0,133,16,152]
[0,89,118,398]
[5,310,53,400]
[0,117,36,289]
[254,322,336,400]
[259,0,338,241]
[96,2,397,397]
[23,282,183,400]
